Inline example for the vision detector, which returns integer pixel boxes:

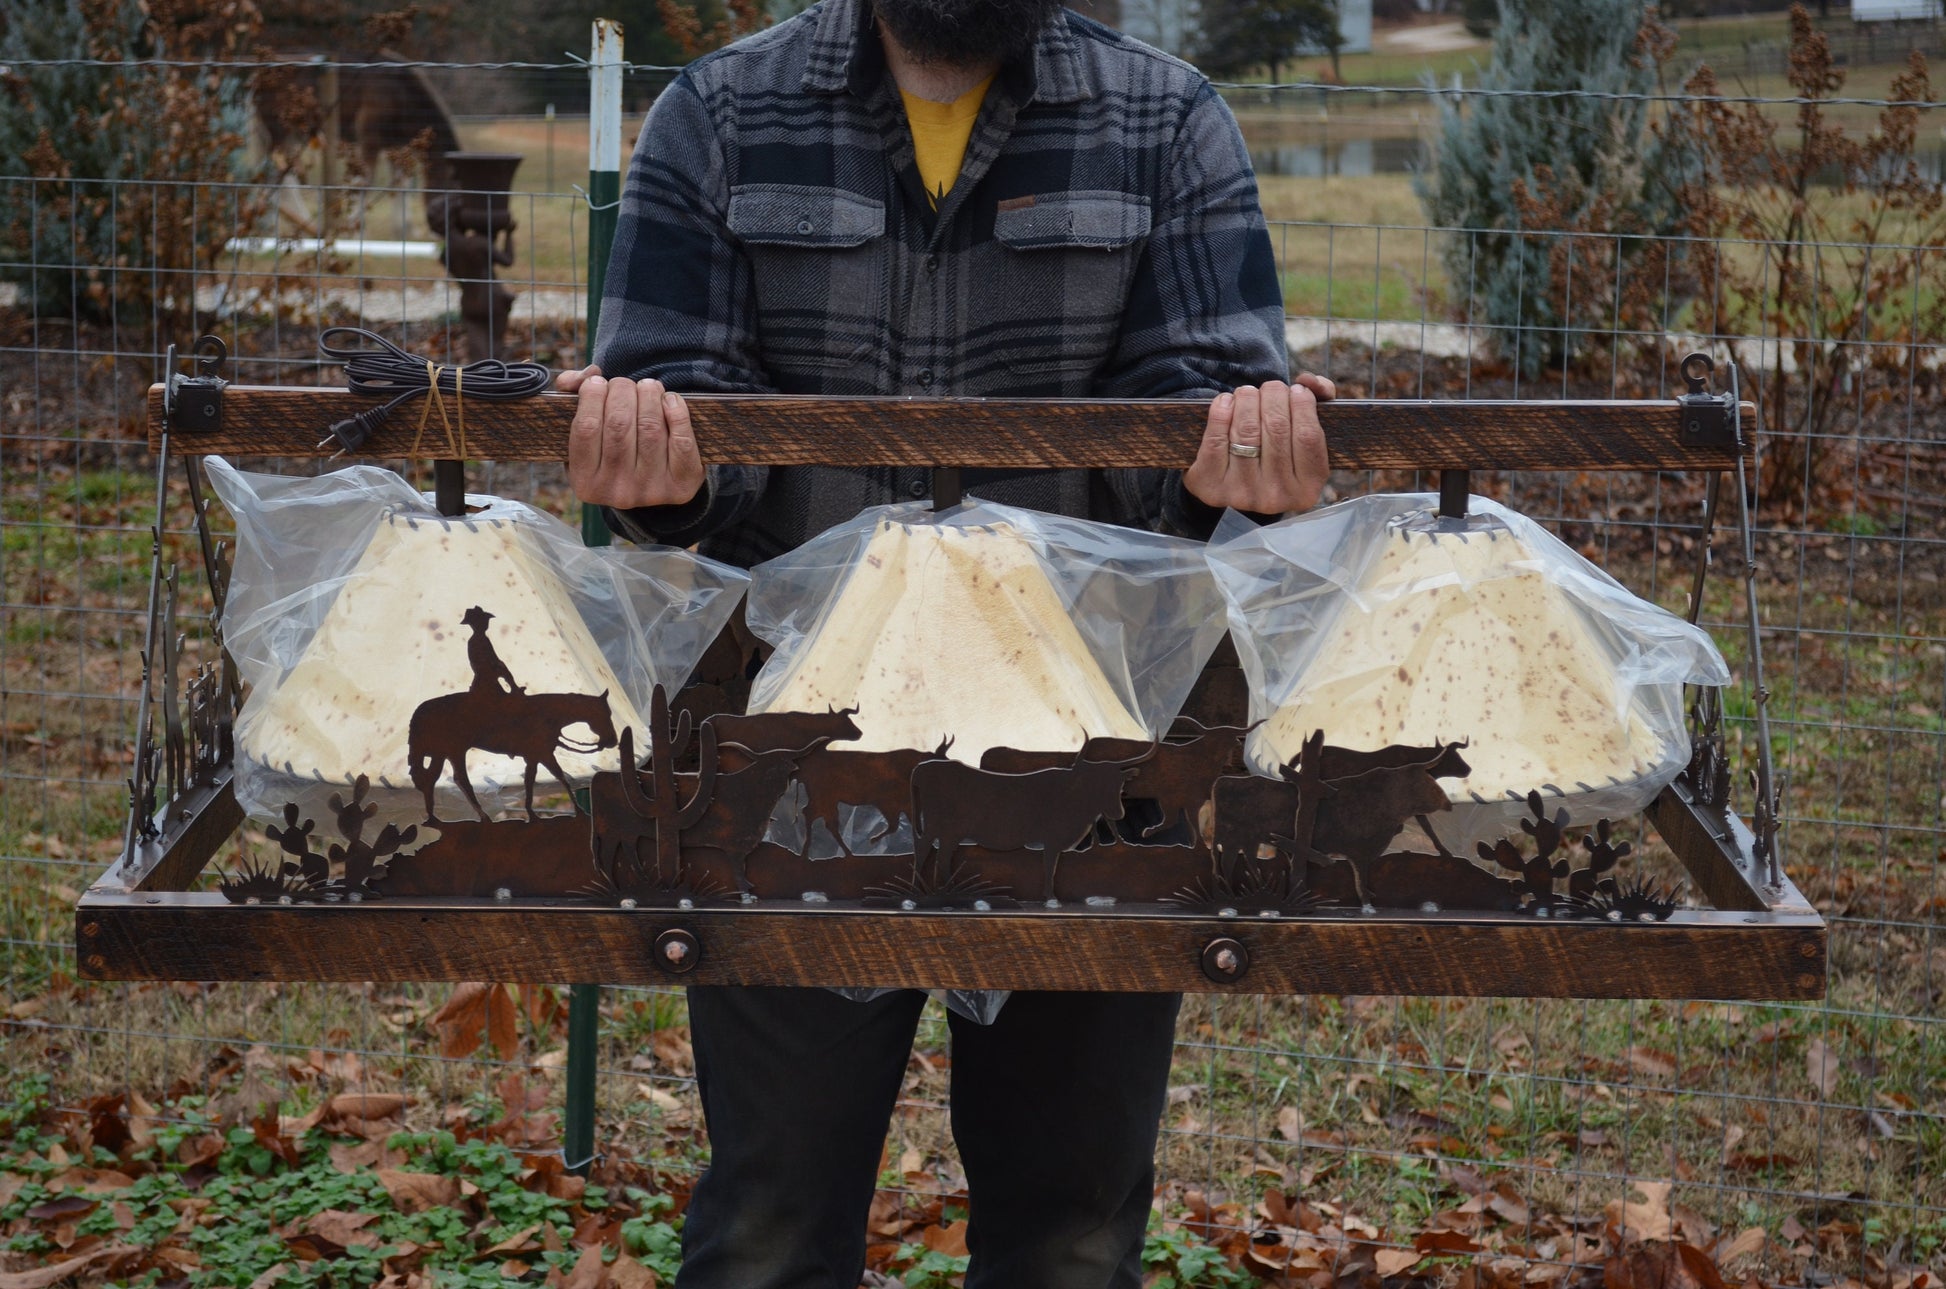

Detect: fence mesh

[2,51,1942,1288]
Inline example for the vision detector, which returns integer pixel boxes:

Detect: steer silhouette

[683,743,826,894]
[1280,737,1472,909]
[795,736,954,855]
[910,747,1152,900]
[706,706,860,769]
[982,728,1248,849]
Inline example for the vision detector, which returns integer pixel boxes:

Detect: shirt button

[925,254,939,273]
[908,480,927,498]
[796,218,814,235]
[916,368,934,387]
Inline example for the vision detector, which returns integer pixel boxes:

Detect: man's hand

[1182,375,1333,515]
[561,366,706,509]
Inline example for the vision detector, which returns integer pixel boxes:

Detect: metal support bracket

[1676,351,1735,450]
[163,336,230,434]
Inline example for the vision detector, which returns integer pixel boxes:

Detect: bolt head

[662,938,689,964]
[1214,947,1239,972]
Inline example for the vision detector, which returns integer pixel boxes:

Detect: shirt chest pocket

[971,191,1151,386]
[729,183,887,375]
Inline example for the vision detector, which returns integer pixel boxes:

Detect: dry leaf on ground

[0,1244,138,1289]
[306,1209,382,1249]
[1376,1248,1425,1276]
[562,1245,606,1289]
[1606,1182,1676,1244]
[378,1169,460,1214]
[1805,1037,1841,1100]
[609,1251,658,1289]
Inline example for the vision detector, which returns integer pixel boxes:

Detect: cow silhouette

[982,727,1248,849]
[706,706,861,769]
[910,748,1151,900]
[1282,738,1471,910]
[794,736,953,855]
[683,743,826,894]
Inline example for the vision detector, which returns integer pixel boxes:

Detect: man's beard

[873,0,1060,67]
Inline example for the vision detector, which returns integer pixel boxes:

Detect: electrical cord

[316,326,553,457]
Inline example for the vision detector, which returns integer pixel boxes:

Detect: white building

[1852,0,1943,19]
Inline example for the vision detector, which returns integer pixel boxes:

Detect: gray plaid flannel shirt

[593,0,1289,568]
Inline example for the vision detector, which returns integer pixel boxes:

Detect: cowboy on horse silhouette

[462,606,523,698]
[408,606,618,823]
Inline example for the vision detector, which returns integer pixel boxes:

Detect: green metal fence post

[564,15,625,1180]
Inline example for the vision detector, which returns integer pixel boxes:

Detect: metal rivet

[796,218,814,235]
[1200,936,1249,984]
[81,922,99,938]
[619,898,637,910]
[678,898,694,910]
[901,899,917,911]
[654,928,699,975]
[494,887,512,901]
[86,954,106,971]
[1798,941,1819,958]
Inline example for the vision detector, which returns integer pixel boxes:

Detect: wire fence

[2,51,1943,1288]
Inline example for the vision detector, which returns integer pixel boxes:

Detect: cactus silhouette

[267,802,327,888]
[616,685,718,885]
[1478,791,1572,909]
[1569,817,1632,904]
[323,776,418,895]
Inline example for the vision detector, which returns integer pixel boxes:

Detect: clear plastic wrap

[1206,493,1730,850]
[743,500,1230,760]
[207,458,748,829]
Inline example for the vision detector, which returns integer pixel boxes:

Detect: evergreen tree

[1195,0,1344,83]
[1415,0,1683,374]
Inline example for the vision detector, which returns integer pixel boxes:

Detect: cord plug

[317,405,393,457]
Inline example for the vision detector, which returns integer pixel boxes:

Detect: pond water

[1248,135,1428,178]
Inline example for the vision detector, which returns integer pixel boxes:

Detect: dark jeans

[676,986,1183,1289]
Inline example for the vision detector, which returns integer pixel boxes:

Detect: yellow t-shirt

[900,75,994,208]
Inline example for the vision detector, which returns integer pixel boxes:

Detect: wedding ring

[1227,442,1262,459]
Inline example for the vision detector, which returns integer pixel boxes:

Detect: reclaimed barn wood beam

[146,385,1757,472]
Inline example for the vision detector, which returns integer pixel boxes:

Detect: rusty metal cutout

[218,610,1689,926]
[221,775,418,904]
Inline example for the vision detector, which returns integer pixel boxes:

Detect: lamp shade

[237,501,650,804]
[755,518,1147,762]
[1246,516,1668,804]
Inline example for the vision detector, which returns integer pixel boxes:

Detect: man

[558,0,1331,1282]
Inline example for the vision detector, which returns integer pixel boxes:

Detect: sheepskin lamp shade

[236,503,650,797]
[1246,516,1668,807]
[755,518,1147,763]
